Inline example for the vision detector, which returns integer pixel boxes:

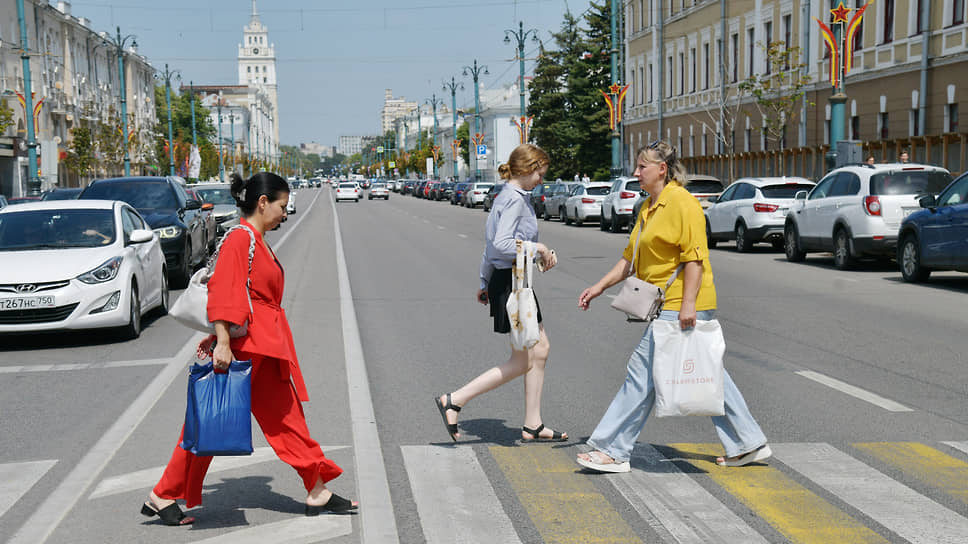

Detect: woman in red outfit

[141,172,358,526]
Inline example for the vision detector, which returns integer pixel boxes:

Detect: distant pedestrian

[435,143,568,443]
[574,173,580,182]
[582,173,591,183]
[899,150,910,163]
[574,140,771,473]
[866,155,876,165]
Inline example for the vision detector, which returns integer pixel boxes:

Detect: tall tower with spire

[238,0,279,151]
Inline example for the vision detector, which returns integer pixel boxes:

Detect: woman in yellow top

[574,140,771,473]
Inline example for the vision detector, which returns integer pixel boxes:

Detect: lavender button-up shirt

[479,183,539,289]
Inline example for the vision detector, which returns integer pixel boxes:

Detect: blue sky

[69,0,585,149]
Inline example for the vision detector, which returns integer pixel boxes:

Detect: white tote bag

[651,319,726,417]
[506,241,541,351]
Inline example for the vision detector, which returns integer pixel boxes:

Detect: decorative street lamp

[607,0,621,178]
[425,94,444,179]
[188,81,197,147]
[229,110,236,175]
[463,60,488,180]
[104,26,137,176]
[443,76,463,180]
[504,21,540,121]
[215,91,225,182]
[155,64,181,176]
[15,0,40,194]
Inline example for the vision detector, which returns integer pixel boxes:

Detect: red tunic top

[206,218,309,401]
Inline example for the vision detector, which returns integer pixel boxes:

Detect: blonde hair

[637,140,687,185]
[498,144,550,180]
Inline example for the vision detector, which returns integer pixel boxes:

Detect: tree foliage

[0,99,14,136]
[738,41,812,153]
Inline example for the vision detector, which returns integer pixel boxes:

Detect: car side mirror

[795,190,808,201]
[918,194,937,208]
[128,228,154,244]
[185,199,202,210]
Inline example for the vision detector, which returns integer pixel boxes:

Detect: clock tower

[238,0,279,150]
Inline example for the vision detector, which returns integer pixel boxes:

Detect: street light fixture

[103,26,138,176]
[155,64,181,176]
[425,94,444,179]
[462,60,488,180]
[443,76,464,180]
[15,0,41,194]
[504,21,540,120]
[215,91,225,182]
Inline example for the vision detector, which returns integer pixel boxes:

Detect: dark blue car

[897,172,968,282]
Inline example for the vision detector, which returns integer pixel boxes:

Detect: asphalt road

[1,185,966,544]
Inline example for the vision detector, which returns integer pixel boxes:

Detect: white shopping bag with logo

[651,319,725,417]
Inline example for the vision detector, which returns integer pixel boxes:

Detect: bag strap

[208,224,256,317]
[512,240,534,291]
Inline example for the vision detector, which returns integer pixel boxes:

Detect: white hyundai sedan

[0,200,168,339]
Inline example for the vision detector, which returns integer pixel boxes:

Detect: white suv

[784,163,952,269]
[600,177,642,232]
[705,177,815,252]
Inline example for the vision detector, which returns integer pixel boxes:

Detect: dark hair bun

[229,173,246,206]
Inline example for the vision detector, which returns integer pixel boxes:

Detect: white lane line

[794,370,913,412]
[191,515,352,543]
[942,441,968,456]
[609,445,768,544]
[0,359,167,373]
[402,446,521,544]
[834,276,858,283]
[772,443,968,544]
[423,219,430,223]
[330,193,400,543]
[0,460,57,519]
[458,234,468,239]
[89,446,349,499]
[437,225,445,230]
[8,333,205,544]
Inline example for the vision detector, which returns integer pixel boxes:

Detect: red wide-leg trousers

[153,354,343,507]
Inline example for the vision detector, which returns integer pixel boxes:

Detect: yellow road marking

[489,445,641,544]
[853,442,968,505]
[667,443,888,544]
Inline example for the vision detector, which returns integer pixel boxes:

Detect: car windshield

[586,187,610,196]
[42,189,82,200]
[194,187,236,205]
[685,180,723,194]
[624,181,640,191]
[83,181,177,210]
[760,184,815,198]
[870,170,952,196]
[0,209,116,250]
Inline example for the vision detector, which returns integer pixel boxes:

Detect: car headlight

[153,226,183,239]
[77,256,123,284]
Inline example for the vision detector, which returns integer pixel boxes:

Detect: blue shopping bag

[180,360,253,456]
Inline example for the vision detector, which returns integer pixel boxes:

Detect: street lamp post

[215,91,225,182]
[229,110,236,175]
[443,76,463,180]
[15,0,40,194]
[156,64,181,176]
[504,21,539,120]
[425,94,443,179]
[105,26,137,176]
[608,0,621,178]
[463,60,488,181]
[189,82,197,146]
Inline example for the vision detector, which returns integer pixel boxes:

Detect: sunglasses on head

[647,140,677,165]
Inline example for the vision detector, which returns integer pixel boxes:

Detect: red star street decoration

[600,84,630,130]
[512,116,533,144]
[830,1,851,24]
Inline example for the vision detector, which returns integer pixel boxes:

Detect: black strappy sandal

[305,493,359,516]
[140,501,195,526]
[522,423,568,443]
[434,393,461,441]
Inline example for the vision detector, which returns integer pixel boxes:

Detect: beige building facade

[623,0,968,178]
[381,89,418,135]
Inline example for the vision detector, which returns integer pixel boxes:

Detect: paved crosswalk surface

[4,440,968,542]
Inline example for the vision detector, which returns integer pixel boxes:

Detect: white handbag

[611,214,683,322]
[506,240,541,350]
[169,225,256,337]
[651,319,726,417]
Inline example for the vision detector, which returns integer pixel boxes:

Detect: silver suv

[784,163,952,269]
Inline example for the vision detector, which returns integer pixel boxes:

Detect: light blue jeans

[587,310,767,462]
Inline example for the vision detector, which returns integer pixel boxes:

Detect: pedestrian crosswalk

[4,441,968,542]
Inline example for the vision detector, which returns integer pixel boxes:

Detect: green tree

[0,99,14,136]
[456,121,470,169]
[64,124,96,179]
[571,1,613,180]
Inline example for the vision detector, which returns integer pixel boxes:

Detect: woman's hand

[476,288,489,305]
[578,285,603,310]
[535,243,557,272]
[678,301,697,330]
[211,321,234,370]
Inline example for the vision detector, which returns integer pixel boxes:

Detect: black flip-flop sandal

[434,393,461,441]
[140,501,195,526]
[305,493,359,515]
[522,423,568,442]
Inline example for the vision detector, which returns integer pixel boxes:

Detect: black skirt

[488,267,543,334]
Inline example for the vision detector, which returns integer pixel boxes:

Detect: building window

[915,0,925,35]
[648,64,654,102]
[745,127,751,152]
[690,47,696,92]
[247,66,251,73]
[954,0,965,25]
[703,43,710,89]
[667,56,673,97]
[948,103,959,132]
[851,115,860,139]
[911,108,920,136]
[640,0,645,29]
[747,27,755,78]
[783,15,793,69]
[679,52,685,95]
[852,1,864,50]
[879,111,889,139]
[764,22,773,74]
[731,33,739,82]
[883,0,895,43]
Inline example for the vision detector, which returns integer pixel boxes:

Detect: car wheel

[563,208,572,225]
[156,272,170,316]
[120,285,142,340]
[833,228,856,270]
[735,222,752,252]
[706,220,717,249]
[609,210,621,233]
[784,223,806,262]
[173,240,192,288]
[575,214,583,226]
[368,195,373,200]
[899,234,931,282]
[386,196,390,200]
[600,213,608,231]
[544,207,552,221]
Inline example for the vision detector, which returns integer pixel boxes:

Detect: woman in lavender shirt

[435,144,568,443]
